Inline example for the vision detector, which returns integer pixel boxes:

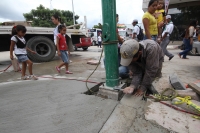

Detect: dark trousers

[179,38,192,58]
[98,41,102,48]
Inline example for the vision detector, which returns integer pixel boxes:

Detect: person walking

[132,19,140,41]
[142,0,158,41]
[98,34,102,48]
[10,25,38,80]
[179,20,198,59]
[51,14,61,44]
[55,25,73,74]
[160,15,174,61]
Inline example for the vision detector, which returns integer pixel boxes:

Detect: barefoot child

[55,25,73,74]
[10,25,38,80]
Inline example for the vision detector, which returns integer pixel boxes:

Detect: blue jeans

[119,66,129,79]
[143,35,157,41]
[179,38,192,58]
[16,54,29,63]
[60,50,69,64]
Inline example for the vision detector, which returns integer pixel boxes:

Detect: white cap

[120,39,139,66]
[132,19,138,23]
[166,15,171,19]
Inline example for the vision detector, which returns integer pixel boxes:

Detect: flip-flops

[66,71,73,74]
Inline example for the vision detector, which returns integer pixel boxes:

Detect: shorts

[60,50,69,64]
[15,54,29,63]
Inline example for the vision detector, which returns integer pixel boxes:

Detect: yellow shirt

[142,12,158,35]
[155,9,165,24]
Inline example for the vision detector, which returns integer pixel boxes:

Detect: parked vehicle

[0,18,90,62]
[73,36,92,51]
[88,28,102,46]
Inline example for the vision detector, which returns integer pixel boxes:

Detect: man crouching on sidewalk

[121,39,164,96]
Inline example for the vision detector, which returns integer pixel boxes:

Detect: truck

[88,28,102,46]
[0,17,92,62]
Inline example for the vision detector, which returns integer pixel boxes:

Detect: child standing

[10,25,38,80]
[155,0,166,42]
[55,25,73,74]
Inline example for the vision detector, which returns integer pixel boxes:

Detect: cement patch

[0,80,118,133]
[99,104,137,133]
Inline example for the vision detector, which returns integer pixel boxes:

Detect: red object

[57,34,68,50]
[75,37,92,48]
[185,84,189,88]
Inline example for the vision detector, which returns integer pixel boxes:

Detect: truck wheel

[26,36,56,62]
[82,47,88,51]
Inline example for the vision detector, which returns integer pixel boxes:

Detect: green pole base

[106,78,119,88]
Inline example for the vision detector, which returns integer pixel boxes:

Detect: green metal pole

[102,0,119,87]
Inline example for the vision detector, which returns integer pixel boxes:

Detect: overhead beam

[169,1,200,9]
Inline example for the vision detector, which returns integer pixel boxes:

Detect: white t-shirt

[53,25,59,43]
[132,25,140,35]
[162,21,174,37]
[193,29,196,38]
[98,36,102,42]
[11,36,27,55]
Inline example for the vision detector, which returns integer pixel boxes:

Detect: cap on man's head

[120,39,139,66]
[166,15,171,19]
[132,19,138,23]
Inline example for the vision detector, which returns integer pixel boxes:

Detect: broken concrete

[169,73,186,90]
[87,60,100,65]
[145,100,200,133]
[189,83,200,95]
[177,89,200,101]
[151,76,173,94]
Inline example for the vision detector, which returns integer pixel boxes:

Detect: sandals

[66,71,73,74]
[21,76,29,80]
[21,75,38,80]
[55,66,60,73]
[29,75,38,80]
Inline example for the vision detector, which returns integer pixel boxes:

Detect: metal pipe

[101,0,119,87]
[72,0,75,29]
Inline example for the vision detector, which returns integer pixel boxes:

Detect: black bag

[136,25,144,41]
[169,25,179,42]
